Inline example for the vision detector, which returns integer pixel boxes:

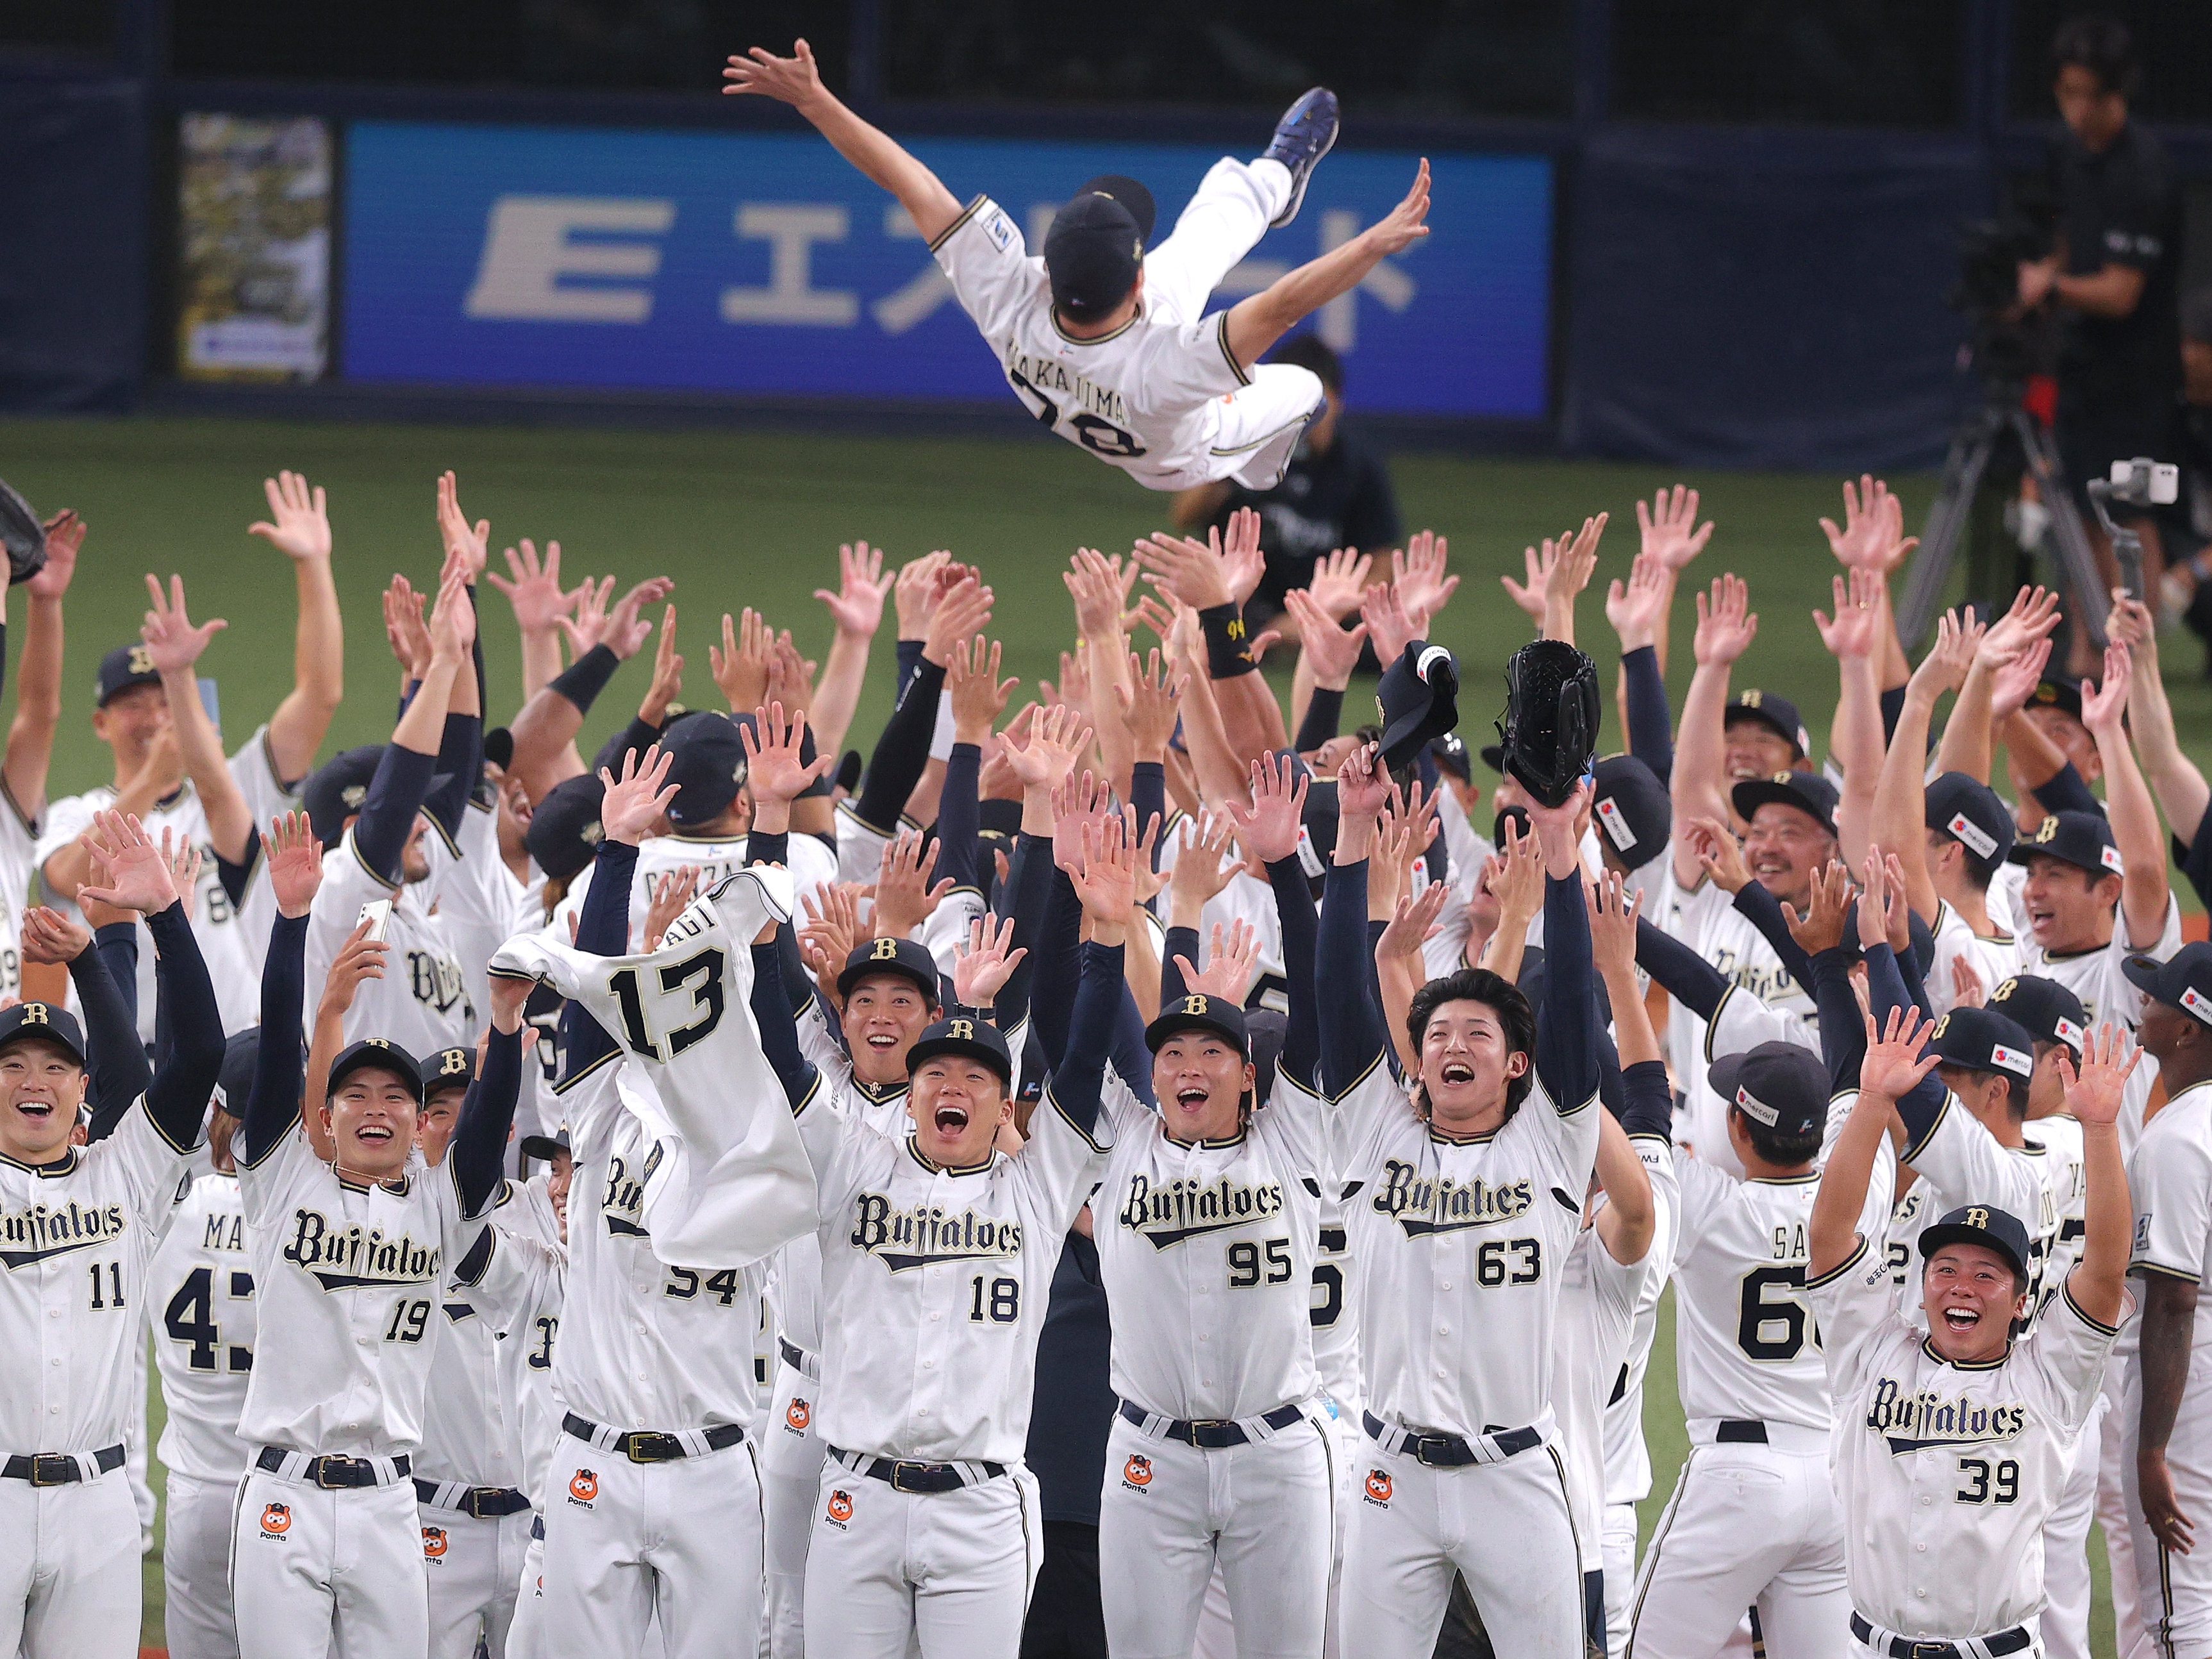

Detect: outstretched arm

[1223,161,1431,372]
[2,511,78,824]
[251,472,344,784]
[2082,644,2172,950]
[724,40,961,243]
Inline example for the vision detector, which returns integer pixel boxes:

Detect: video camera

[1950,215,2048,321]
[2087,457,2179,600]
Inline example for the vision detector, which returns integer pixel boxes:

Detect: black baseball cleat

[1261,87,1339,227]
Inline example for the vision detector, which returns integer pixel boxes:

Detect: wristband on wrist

[1199,603,1256,680]
[550,644,620,716]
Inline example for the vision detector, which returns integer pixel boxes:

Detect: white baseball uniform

[2022,1112,2102,1659]
[37,724,299,1037]
[1928,901,2022,1017]
[0,1099,195,1656]
[792,1046,1111,1657]
[1897,1088,2060,1324]
[230,1115,491,1659]
[305,823,476,1056]
[0,778,40,1005]
[1809,1230,2126,1652]
[1330,1063,1601,1659]
[1091,1060,1331,1659]
[560,827,840,956]
[2015,894,2179,1159]
[2123,1078,2212,1659]
[1599,1131,1679,1654]
[1629,1151,1894,1659]
[931,158,1325,492]
[148,1167,257,1659]
[444,793,542,1066]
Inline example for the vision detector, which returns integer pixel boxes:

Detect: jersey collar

[1748,1172,1819,1186]
[0,1146,78,1178]
[1162,1125,1249,1151]
[1919,1336,2012,1372]
[905,1135,994,1178]
[1050,306,1142,347]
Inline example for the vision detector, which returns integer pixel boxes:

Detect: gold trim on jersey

[1040,1083,1110,1155]
[1803,1234,1868,1290]
[2129,1258,2201,1285]
[2061,1281,2120,1337]
[341,825,401,894]
[1161,1126,1249,1151]
[1207,405,1314,458]
[1049,307,1141,349]
[926,195,987,255]
[0,773,38,839]
[0,1146,79,1178]
[903,1135,995,1178]
[1917,1337,2011,1371]
[1748,1172,1820,1186]
[549,1045,620,1095]
[1214,312,1252,388]
[1899,1090,1953,1166]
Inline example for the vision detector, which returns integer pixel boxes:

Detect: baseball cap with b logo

[2122,942,2212,1029]
[1927,1006,2038,1081]
[1918,1203,2032,1284]
[0,1000,86,1067]
[1145,991,1251,1057]
[836,935,941,1005]
[95,642,163,708]
[1924,771,2015,880]
[2007,810,2122,880]
[905,1015,1013,1085]
[1986,974,2087,1056]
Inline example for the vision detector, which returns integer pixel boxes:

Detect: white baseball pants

[1602,1500,1641,1656]
[2038,1390,2106,1659]
[0,1462,141,1657]
[2101,1358,2153,1659]
[231,1465,427,1659]
[507,1520,545,1659]
[162,1469,242,1659]
[1626,1429,1850,1659]
[760,1355,824,1659]
[2124,1344,2212,1659]
[538,1436,762,1659]
[804,1460,1042,1658]
[1338,1432,1585,1659]
[1099,1410,1333,1658]
[420,1501,531,1659]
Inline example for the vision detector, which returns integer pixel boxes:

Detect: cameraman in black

[2018,13,2183,641]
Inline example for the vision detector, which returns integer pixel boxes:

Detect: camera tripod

[1895,396,2111,652]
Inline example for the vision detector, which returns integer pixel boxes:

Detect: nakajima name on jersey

[1117,1172,1286,1247]
[281,1209,442,1291]
[0,1197,129,1267]
[1002,347,1136,433]
[1863,1380,2029,1454]
[1370,1161,1539,1237]
[848,1192,1024,1271]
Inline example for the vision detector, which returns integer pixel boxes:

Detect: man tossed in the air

[726,40,1429,493]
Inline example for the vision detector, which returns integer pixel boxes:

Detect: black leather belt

[1850,1613,2032,1659]
[1361,1412,1542,1467]
[779,1337,812,1372]
[561,1412,744,1463]
[827,1444,1007,1494]
[2,1444,124,1486]
[1118,1399,1306,1449]
[414,1479,532,1518]
[1717,1419,1768,1444]
[256,1447,410,1488]
[531,1514,544,1541]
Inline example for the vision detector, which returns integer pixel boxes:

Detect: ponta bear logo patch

[825,1489,854,1526]
[422,1526,449,1560]
[1122,1455,1153,1489]
[786,1397,812,1432]
[1364,1469,1393,1505]
[569,1469,599,1505]
[259,1501,292,1536]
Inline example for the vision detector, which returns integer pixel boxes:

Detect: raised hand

[19,906,89,965]
[1499,542,1550,624]
[1307,547,1373,621]
[250,469,334,563]
[923,575,995,667]
[1216,507,1266,609]
[267,809,324,918]
[1377,880,1451,962]
[740,701,831,805]
[1858,1003,1941,1101]
[594,577,675,662]
[27,510,84,602]
[1224,750,1309,866]
[141,572,227,672]
[1692,573,1758,666]
[765,631,816,716]
[1360,581,1420,667]
[597,744,678,846]
[815,540,890,638]
[1585,867,1644,982]
[1063,547,1129,640]
[1073,810,1149,926]
[1909,608,1984,698]
[1132,532,1233,613]
[1167,812,1239,921]
[319,919,387,1019]
[79,811,181,914]
[1283,588,1366,692]
[711,608,774,712]
[1990,635,2055,721]
[1820,476,1916,574]
[162,832,203,922]
[1336,741,1391,825]
[1002,703,1092,797]
[722,37,829,109]
[1605,551,1671,653]
[486,538,572,635]
[952,912,1028,1007]
[1367,158,1431,256]
[1979,584,2063,665]
[641,605,683,724]
[644,867,702,953]
[949,635,1018,746]
[1685,815,1752,895]
[892,551,952,640]
[1637,484,1713,572]
[430,471,486,581]
[1545,514,1606,614]
[1117,647,1183,761]
[1176,917,1260,1005]
[799,881,863,1005]
[382,575,433,679]
[1949,953,1986,1010]
[1856,846,1892,955]
[1051,768,1114,876]
[873,831,952,938]
[1782,860,1852,955]
[1392,529,1458,626]
[2079,642,2132,737]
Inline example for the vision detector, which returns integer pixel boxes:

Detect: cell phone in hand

[357,899,393,944]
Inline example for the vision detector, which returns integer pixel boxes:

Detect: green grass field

[1,411,2149,1650]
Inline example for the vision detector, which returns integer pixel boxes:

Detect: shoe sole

[1268,101,1338,228]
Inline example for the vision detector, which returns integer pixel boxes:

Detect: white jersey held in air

[1808,1233,2125,1640]
[37,726,300,1037]
[1331,1059,1601,1439]
[795,1064,1112,1466]
[491,867,816,1269]
[1092,1067,1324,1423]
[557,827,841,956]
[0,1103,195,1458]
[148,1169,257,1481]
[304,824,475,1058]
[234,1129,479,1460]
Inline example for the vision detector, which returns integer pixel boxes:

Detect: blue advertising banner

[342,121,1551,416]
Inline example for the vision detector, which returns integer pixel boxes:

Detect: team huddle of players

[6,448,2212,1659]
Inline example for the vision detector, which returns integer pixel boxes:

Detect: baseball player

[495,1125,572,1659]
[303,562,481,1055]
[747,810,1125,1656]
[1626,1040,1894,1659]
[0,809,222,1657]
[0,507,78,1005]
[1318,745,1601,1659]
[2118,943,2212,1659]
[147,1040,260,1659]
[38,476,338,1037]
[726,42,1431,494]
[231,810,523,1659]
[1809,1004,2135,1659]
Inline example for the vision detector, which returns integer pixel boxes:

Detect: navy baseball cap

[1708,1042,1827,1139]
[1592,754,1670,870]
[303,746,388,849]
[1377,644,1459,776]
[906,1015,1014,1086]
[1429,733,1472,781]
[1492,803,1531,849]
[214,1028,260,1119]
[1044,176,1154,321]
[1295,779,1340,879]
[1146,990,1251,1057]
[424,1047,476,1098]
[482,727,515,772]
[838,937,942,1005]
[2008,811,2123,880]
[0,1001,85,1068]
[1925,772,2014,880]
[1726,690,1809,758]
[1731,770,1840,838]
[327,1038,424,1103]
[95,642,163,708]
[520,1123,570,1164]
[1919,1203,2032,1284]
[1987,974,2087,1055]
[661,712,748,827]
[1929,1006,2038,1083]
[526,772,606,883]
[2027,673,2086,722]
[2123,941,2212,1028]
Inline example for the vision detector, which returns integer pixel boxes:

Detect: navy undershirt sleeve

[240,912,309,1165]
